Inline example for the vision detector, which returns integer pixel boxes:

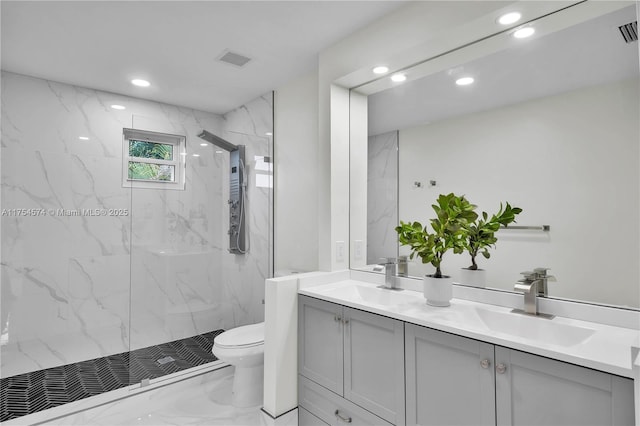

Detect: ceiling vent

[217,50,252,67]
[618,21,638,43]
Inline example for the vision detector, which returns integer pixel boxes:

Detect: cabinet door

[405,324,496,426]
[343,307,405,425]
[495,347,635,426]
[298,295,344,395]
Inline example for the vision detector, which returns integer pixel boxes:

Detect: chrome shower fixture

[198,130,247,255]
[197,130,238,152]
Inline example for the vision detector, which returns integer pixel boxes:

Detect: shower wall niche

[0,71,273,380]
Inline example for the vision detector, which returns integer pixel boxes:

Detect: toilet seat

[214,322,264,349]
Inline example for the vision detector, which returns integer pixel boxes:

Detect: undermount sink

[314,282,419,307]
[354,285,418,306]
[475,308,596,347]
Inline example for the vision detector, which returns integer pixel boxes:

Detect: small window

[122,128,186,190]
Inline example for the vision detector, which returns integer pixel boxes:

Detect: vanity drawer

[299,407,330,426]
[299,375,393,426]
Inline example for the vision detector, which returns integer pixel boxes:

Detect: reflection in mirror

[358,3,639,308]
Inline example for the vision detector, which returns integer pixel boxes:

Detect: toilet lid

[214,322,264,348]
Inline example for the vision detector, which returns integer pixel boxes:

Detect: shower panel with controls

[198,130,247,254]
[228,146,246,254]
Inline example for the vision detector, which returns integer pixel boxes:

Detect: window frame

[122,128,186,190]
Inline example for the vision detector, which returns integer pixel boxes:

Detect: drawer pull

[480,359,491,369]
[335,409,352,423]
[496,363,507,374]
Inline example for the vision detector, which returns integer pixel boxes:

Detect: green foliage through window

[128,162,174,181]
[129,140,173,160]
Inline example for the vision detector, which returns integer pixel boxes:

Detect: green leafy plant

[395,193,478,278]
[463,202,522,270]
[129,140,173,160]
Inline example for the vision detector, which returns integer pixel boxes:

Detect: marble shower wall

[367,131,398,265]
[218,94,273,329]
[1,71,273,377]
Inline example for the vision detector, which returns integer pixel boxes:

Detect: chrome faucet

[513,268,556,317]
[373,257,402,290]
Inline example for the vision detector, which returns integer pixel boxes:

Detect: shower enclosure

[0,71,273,421]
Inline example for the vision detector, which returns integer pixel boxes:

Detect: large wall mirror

[351,1,639,309]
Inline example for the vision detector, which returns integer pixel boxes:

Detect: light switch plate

[354,240,363,260]
[336,241,345,263]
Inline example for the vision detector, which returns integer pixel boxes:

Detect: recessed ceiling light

[391,73,406,82]
[78,136,90,141]
[514,27,535,39]
[180,152,188,156]
[373,66,389,74]
[215,150,223,154]
[200,143,208,147]
[131,79,150,87]
[110,104,126,110]
[456,77,475,86]
[497,12,521,25]
[192,154,200,157]
[265,132,273,136]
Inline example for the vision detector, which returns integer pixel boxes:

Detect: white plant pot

[423,275,453,307]
[459,268,487,288]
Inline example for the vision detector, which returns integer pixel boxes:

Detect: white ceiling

[368,5,639,135]
[1,1,404,115]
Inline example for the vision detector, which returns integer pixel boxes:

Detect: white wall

[398,78,639,308]
[274,71,319,274]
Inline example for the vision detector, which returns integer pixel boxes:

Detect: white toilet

[212,322,265,407]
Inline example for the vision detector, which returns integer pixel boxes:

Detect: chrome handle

[480,359,491,369]
[496,363,507,374]
[343,318,349,325]
[335,410,352,423]
[334,315,341,322]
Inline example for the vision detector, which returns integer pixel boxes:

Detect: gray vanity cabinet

[405,324,496,426]
[298,295,405,425]
[298,295,344,395]
[405,323,635,426]
[495,347,635,426]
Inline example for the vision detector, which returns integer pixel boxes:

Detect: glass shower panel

[128,93,273,384]
[128,118,226,384]
[0,72,132,383]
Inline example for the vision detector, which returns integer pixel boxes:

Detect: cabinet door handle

[480,359,491,369]
[496,363,507,374]
[335,409,352,423]
[334,315,341,322]
[343,318,349,325]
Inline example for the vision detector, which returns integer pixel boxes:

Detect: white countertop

[299,279,640,378]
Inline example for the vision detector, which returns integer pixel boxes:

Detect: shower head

[198,130,238,152]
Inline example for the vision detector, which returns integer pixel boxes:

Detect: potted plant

[460,202,522,287]
[395,193,477,306]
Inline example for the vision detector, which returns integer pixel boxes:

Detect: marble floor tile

[45,367,297,426]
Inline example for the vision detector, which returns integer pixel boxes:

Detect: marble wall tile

[1,72,273,377]
[367,131,398,264]
[219,93,273,328]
